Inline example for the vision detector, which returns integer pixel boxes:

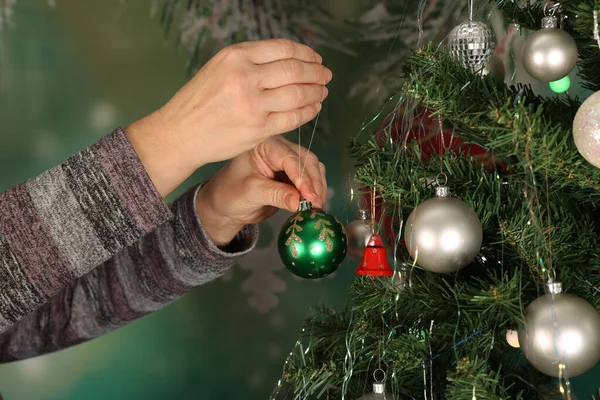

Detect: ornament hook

[435,173,448,187]
[373,368,386,382]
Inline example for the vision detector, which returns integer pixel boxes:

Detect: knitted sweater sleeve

[0,128,172,335]
[0,184,258,362]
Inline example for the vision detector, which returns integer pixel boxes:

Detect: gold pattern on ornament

[314,218,335,252]
[285,214,305,258]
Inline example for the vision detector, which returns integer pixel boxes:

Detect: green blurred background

[0,1,597,399]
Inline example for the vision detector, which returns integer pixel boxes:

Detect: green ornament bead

[278,201,347,279]
[549,75,570,93]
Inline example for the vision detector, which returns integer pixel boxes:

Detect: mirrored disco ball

[448,21,496,70]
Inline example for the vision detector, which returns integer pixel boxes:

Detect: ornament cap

[435,185,451,198]
[541,16,558,29]
[373,382,385,394]
[357,209,370,220]
[298,198,313,211]
[547,281,563,295]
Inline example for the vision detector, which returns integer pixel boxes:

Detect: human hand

[126,39,331,198]
[195,136,327,247]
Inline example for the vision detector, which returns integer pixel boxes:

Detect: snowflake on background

[233,210,289,314]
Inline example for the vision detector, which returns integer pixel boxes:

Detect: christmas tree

[272,1,600,399]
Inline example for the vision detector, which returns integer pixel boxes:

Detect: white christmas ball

[573,90,600,168]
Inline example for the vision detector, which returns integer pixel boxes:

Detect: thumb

[254,177,300,212]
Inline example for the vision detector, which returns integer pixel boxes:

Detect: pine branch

[277,41,600,399]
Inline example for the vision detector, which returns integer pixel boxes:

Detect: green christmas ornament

[549,75,570,93]
[278,199,347,279]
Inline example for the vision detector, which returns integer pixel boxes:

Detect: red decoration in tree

[359,107,507,250]
[355,234,394,277]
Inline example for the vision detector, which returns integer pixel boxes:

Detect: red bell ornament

[355,234,393,277]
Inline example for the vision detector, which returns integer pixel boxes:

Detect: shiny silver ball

[448,21,496,70]
[522,27,578,82]
[404,189,482,274]
[346,210,372,260]
[519,291,600,377]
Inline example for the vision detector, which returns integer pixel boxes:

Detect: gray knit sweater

[0,128,258,362]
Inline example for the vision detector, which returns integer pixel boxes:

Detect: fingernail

[316,52,323,63]
[316,103,322,111]
[324,68,332,82]
[322,86,329,100]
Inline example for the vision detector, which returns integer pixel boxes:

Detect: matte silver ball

[522,28,578,82]
[448,21,496,70]
[518,293,600,377]
[404,196,483,274]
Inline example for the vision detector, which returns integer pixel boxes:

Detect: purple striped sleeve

[0,128,172,336]
[0,184,259,361]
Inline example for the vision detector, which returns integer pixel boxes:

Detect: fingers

[257,137,327,208]
[264,103,321,136]
[257,59,332,89]
[262,85,327,112]
[250,176,300,212]
[239,38,322,65]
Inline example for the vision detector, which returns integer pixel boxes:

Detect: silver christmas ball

[573,90,600,168]
[404,186,482,274]
[522,17,578,82]
[518,283,600,377]
[448,20,496,70]
[346,209,373,260]
[356,382,396,400]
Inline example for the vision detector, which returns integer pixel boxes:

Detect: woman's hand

[126,39,331,198]
[195,136,327,247]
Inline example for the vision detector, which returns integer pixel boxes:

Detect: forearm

[125,112,198,198]
[0,128,172,335]
[0,185,258,362]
